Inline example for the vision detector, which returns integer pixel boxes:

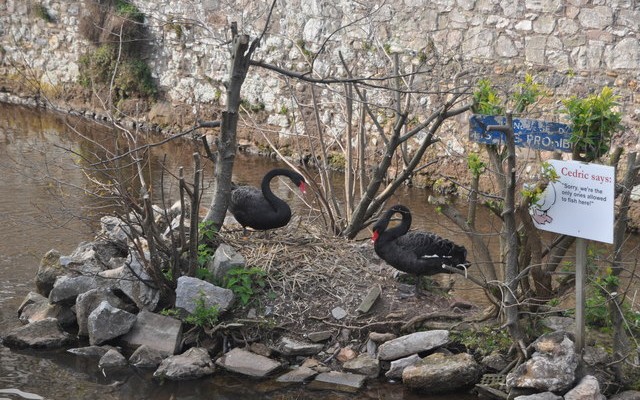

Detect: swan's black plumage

[229,168,306,232]
[371,205,469,289]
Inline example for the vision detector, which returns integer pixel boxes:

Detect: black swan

[371,204,469,293]
[229,168,306,233]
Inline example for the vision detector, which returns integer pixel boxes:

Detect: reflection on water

[0,102,481,400]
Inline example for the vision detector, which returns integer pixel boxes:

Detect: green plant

[159,308,180,317]
[33,3,53,22]
[451,326,512,356]
[522,162,559,204]
[467,152,486,179]
[184,292,220,328]
[199,220,217,242]
[224,267,266,306]
[562,86,622,161]
[197,243,214,267]
[78,44,157,100]
[195,267,213,282]
[472,79,504,115]
[115,0,144,22]
[512,73,547,113]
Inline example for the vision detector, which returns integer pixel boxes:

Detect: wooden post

[575,237,587,354]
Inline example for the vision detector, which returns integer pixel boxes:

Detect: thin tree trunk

[488,114,526,357]
[609,152,639,382]
[203,27,253,228]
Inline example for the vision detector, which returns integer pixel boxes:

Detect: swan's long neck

[379,206,411,242]
[261,169,293,211]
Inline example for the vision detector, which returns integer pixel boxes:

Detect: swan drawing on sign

[529,183,556,225]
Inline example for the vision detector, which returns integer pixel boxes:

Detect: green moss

[78,44,157,100]
[115,0,144,22]
[328,152,346,170]
[451,326,512,357]
[33,3,53,22]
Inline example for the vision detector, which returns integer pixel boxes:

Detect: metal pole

[575,237,587,354]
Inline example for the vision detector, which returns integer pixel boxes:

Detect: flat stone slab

[307,371,367,393]
[273,336,324,356]
[2,318,72,349]
[275,366,318,383]
[377,330,450,361]
[215,347,281,377]
[121,310,182,355]
[357,285,381,313]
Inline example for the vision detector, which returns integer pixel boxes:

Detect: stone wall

[1,0,639,150]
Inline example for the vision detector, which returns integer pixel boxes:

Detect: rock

[48,275,97,304]
[336,347,357,362]
[331,306,347,320]
[369,332,396,343]
[207,243,245,281]
[609,391,640,400]
[385,354,421,379]
[215,347,281,377]
[481,351,510,372]
[17,291,75,327]
[275,366,318,383]
[35,249,64,297]
[301,358,331,373]
[97,253,160,311]
[153,347,215,381]
[129,344,167,368]
[307,371,367,393]
[87,301,137,345]
[357,285,381,313]
[76,288,130,337]
[100,216,133,244]
[564,375,605,400]
[2,318,72,349]
[377,330,450,361]
[98,348,128,369]
[506,332,578,393]
[249,342,272,357]
[306,330,333,343]
[174,276,234,314]
[67,345,112,358]
[121,310,182,355]
[402,352,482,393]
[273,336,324,356]
[342,353,380,378]
[514,393,562,400]
[541,316,575,332]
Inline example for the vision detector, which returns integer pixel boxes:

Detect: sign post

[469,116,615,356]
[529,159,615,354]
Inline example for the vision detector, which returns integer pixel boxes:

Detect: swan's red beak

[371,230,379,244]
[299,182,307,194]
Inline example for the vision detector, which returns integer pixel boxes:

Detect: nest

[216,219,473,343]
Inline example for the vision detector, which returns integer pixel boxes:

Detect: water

[0,102,573,399]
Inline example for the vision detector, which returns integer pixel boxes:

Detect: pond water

[2,102,634,399]
[0,103,482,399]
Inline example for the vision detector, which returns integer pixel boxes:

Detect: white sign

[530,160,615,243]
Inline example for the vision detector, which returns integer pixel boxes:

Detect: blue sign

[469,114,573,152]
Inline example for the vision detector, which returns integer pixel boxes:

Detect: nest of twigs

[215,217,475,345]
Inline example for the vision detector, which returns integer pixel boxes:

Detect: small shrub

[451,326,511,357]
[467,152,486,179]
[562,86,622,161]
[224,267,266,306]
[472,78,504,116]
[184,293,219,328]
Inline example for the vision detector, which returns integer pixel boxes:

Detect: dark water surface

[0,102,495,399]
